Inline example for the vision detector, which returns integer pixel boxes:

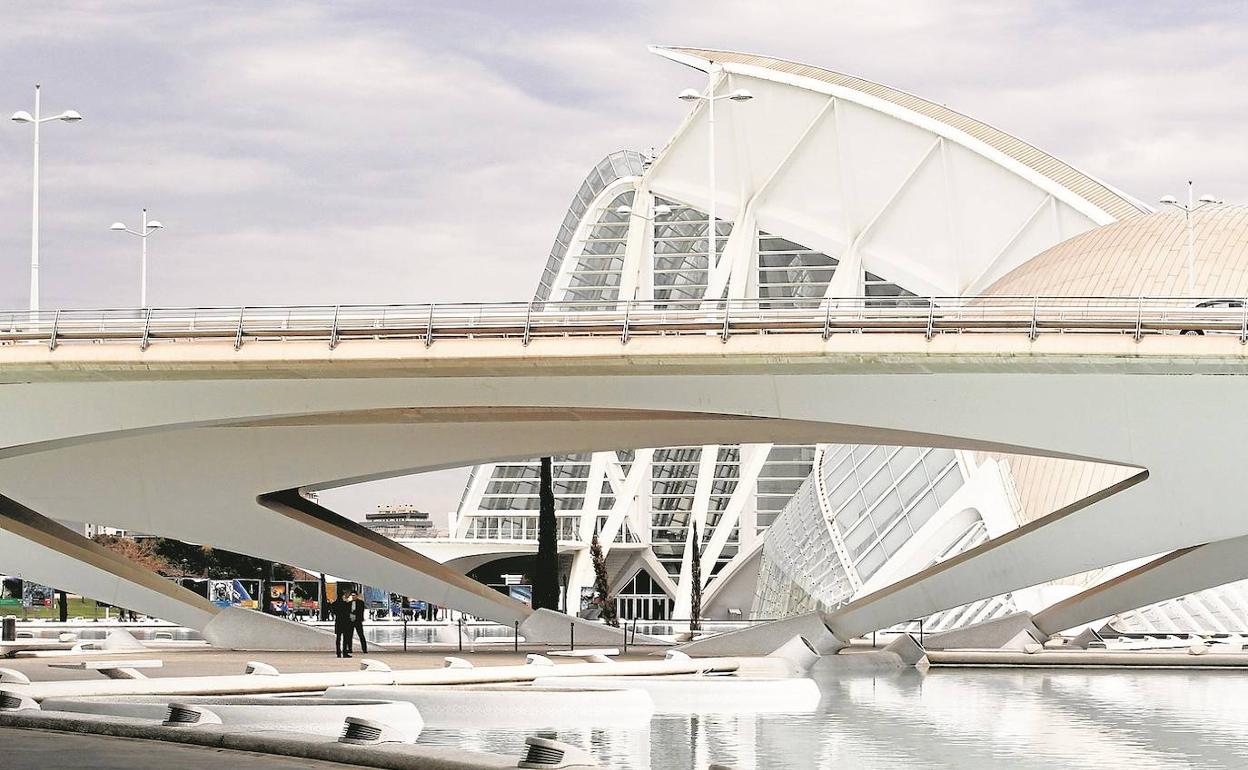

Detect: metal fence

[1,296,1245,350]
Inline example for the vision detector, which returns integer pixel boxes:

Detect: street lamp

[615,203,672,220]
[10,84,83,313]
[677,64,752,266]
[1160,181,1222,297]
[110,209,165,308]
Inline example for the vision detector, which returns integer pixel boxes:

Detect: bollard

[570,622,575,652]
[1,616,14,642]
[514,620,519,653]
[402,615,408,653]
[457,617,464,653]
[623,620,628,655]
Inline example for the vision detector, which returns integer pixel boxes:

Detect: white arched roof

[646,46,1149,298]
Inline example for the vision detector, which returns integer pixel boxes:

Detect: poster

[21,582,53,608]
[208,579,251,608]
[269,582,289,614]
[509,585,533,607]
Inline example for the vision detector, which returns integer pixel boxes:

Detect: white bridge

[0,296,1247,649]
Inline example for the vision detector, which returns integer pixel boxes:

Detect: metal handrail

[1,295,1246,350]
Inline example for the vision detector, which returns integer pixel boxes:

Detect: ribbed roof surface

[985,206,1248,297]
[660,47,1147,223]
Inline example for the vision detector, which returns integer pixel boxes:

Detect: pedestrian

[349,591,369,654]
[329,592,352,658]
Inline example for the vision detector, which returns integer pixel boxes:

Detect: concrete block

[767,635,821,675]
[102,629,145,652]
[676,612,843,658]
[813,650,907,674]
[517,609,666,648]
[200,607,336,651]
[883,634,926,666]
[1067,626,1104,649]
[922,612,1045,651]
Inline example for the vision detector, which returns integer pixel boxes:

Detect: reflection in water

[423,665,1248,769]
[18,626,203,641]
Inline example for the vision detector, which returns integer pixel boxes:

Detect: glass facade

[821,444,962,583]
[459,150,941,623]
[561,190,634,306]
[652,198,731,307]
[752,443,1019,630]
[533,151,647,304]
[757,232,838,304]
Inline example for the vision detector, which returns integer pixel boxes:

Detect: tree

[690,522,703,632]
[92,535,180,575]
[590,532,618,627]
[532,456,561,611]
[91,535,313,583]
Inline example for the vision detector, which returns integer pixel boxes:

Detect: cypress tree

[690,522,703,631]
[590,532,618,627]
[532,456,561,610]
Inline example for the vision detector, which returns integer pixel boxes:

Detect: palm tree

[532,456,560,611]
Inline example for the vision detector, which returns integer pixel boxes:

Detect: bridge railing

[1,295,1245,350]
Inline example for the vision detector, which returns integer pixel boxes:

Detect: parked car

[1181,299,1245,335]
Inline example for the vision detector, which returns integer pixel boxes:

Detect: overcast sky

[2,1,1244,521]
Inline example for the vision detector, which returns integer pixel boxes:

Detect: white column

[1186,181,1196,297]
[29,85,41,314]
[140,208,149,308]
[706,65,719,276]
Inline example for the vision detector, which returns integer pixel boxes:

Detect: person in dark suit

[329,594,353,658]
[349,592,369,654]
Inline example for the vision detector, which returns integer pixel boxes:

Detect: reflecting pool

[419,662,1248,768]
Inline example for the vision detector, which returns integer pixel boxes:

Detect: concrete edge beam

[0,710,516,769]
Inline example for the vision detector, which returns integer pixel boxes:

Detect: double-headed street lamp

[616,203,672,220]
[677,64,752,265]
[1160,181,1222,297]
[110,210,164,308]
[10,84,83,313]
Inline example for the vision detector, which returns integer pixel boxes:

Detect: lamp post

[110,210,165,308]
[1160,181,1222,297]
[615,203,672,221]
[678,64,752,266]
[10,85,83,313]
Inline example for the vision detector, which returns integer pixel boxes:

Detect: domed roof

[985,206,1248,297]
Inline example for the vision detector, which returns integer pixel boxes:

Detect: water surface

[420,664,1248,768]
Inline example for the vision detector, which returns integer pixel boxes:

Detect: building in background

[360,505,441,540]
[444,46,1169,628]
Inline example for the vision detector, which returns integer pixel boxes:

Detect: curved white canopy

[647,46,1149,298]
